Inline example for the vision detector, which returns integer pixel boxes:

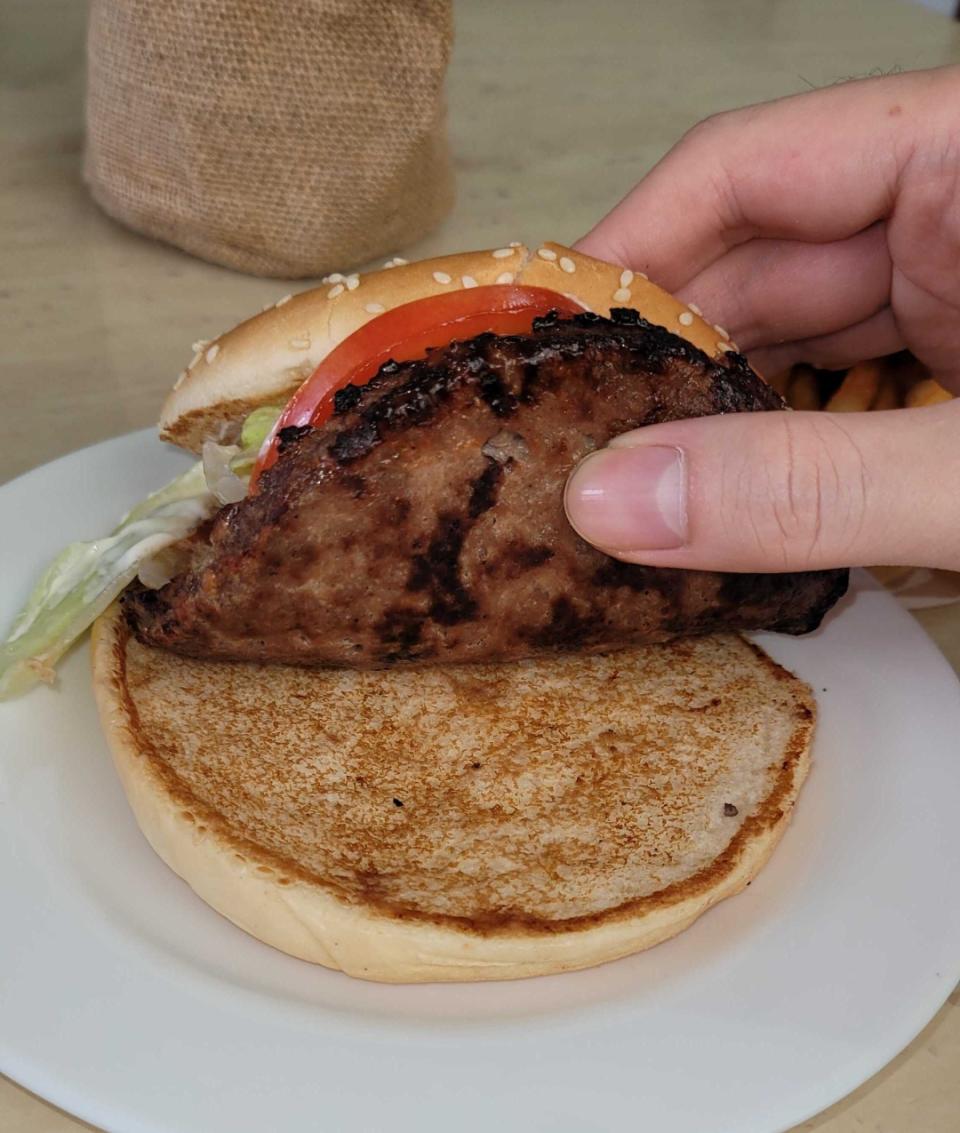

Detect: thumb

[564,403,960,572]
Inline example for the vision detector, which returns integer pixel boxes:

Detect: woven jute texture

[84,0,454,277]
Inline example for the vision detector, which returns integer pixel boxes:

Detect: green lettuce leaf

[0,410,279,699]
[240,404,283,453]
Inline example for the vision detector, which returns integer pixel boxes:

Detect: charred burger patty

[124,308,847,667]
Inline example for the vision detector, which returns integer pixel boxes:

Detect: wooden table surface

[2,1,958,1130]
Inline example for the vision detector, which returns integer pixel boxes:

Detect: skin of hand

[565,65,960,573]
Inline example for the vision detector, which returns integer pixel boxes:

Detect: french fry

[825,360,882,412]
[893,353,929,401]
[765,367,792,396]
[870,565,913,588]
[906,378,953,408]
[787,364,820,411]
[871,369,900,410]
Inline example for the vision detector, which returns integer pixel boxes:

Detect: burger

[1,242,847,981]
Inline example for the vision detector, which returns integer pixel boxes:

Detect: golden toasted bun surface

[160,243,738,453]
[92,605,813,982]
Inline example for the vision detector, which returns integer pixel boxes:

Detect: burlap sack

[84,0,454,278]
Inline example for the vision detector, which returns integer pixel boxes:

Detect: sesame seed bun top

[159,242,738,454]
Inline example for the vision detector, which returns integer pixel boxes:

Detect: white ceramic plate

[2,432,960,1133]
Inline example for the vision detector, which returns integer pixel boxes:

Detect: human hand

[566,67,960,573]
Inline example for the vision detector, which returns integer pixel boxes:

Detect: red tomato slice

[249,284,583,490]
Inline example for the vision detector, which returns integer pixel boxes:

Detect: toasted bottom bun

[91,605,814,983]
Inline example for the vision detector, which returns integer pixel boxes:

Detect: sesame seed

[537,247,558,261]
[345,274,360,291]
[328,283,345,299]
[289,336,311,350]
[637,271,649,280]
[392,256,408,266]
[619,269,634,288]
[717,341,735,353]
[678,311,695,327]
[433,271,452,284]
[688,302,703,316]
[509,240,522,247]
[461,275,478,288]
[559,256,576,273]
[613,287,631,302]
[496,271,515,284]
[191,339,210,353]
[492,248,514,259]
[205,343,220,363]
[365,302,385,314]
[323,273,344,284]
[713,323,730,338]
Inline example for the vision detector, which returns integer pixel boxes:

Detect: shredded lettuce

[0,410,280,699]
[240,405,282,453]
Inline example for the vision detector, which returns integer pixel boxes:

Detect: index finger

[574,68,944,291]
